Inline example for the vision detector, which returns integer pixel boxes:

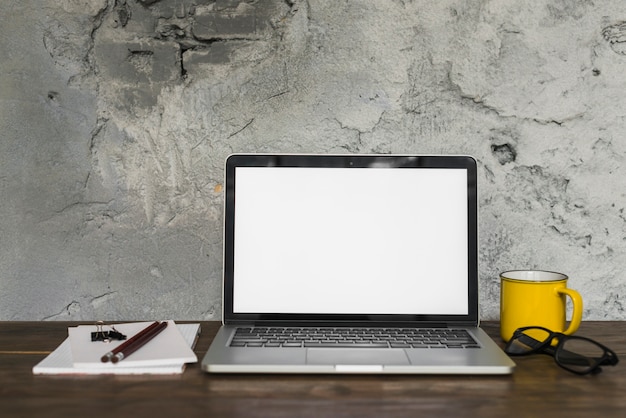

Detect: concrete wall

[1,0,625,321]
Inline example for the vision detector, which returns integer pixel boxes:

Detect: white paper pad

[33,322,200,375]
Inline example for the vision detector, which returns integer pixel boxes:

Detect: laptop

[201,154,515,374]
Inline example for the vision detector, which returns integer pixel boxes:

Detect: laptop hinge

[224,320,466,328]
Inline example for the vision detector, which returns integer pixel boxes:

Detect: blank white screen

[233,167,469,315]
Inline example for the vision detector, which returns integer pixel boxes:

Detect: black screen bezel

[222,154,479,327]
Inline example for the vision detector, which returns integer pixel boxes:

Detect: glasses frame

[505,326,619,375]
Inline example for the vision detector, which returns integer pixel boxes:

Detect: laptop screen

[223,155,478,325]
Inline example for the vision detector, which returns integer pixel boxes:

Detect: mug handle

[557,288,583,335]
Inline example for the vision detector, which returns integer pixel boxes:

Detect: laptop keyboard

[229,327,480,349]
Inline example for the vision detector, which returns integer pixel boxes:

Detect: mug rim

[500,269,568,283]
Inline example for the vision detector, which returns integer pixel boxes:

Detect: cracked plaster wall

[1,0,625,321]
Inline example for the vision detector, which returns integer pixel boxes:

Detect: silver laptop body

[202,154,515,374]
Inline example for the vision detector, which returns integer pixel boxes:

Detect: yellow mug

[500,270,583,342]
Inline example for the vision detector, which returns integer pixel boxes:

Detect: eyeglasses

[504,326,619,375]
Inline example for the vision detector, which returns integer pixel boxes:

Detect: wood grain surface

[1,321,623,417]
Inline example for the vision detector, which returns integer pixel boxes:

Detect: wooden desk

[0,321,623,417]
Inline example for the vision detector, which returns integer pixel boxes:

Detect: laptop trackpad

[306,348,410,365]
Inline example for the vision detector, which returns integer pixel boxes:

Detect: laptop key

[282,342,303,347]
[390,343,411,348]
[305,342,390,348]
[231,338,268,344]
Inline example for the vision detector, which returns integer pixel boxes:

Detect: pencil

[110,321,168,364]
[100,321,160,363]
[100,321,168,363]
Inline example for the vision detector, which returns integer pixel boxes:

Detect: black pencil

[101,321,168,363]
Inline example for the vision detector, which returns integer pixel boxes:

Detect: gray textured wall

[1,0,625,321]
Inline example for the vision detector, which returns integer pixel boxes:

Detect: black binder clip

[91,321,127,342]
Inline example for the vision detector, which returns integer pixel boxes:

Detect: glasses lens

[507,327,552,354]
[556,338,606,374]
